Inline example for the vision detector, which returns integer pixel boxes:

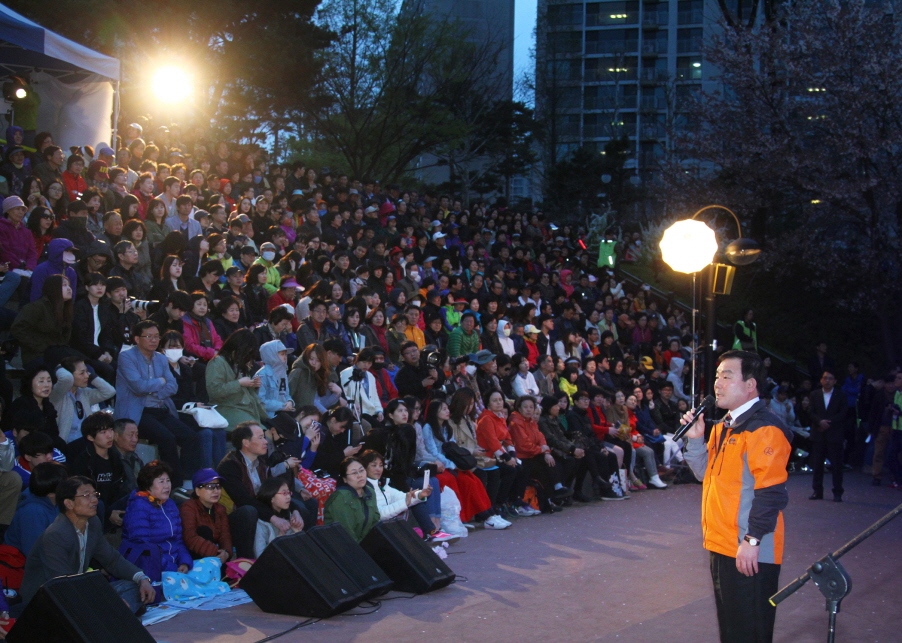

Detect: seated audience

[206,328,268,427]
[179,469,233,563]
[4,461,68,556]
[257,339,295,417]
[11,274,74,367]
[20,476,155,614]
[323,457,379,542]
[253,477,304,557]
[49,357,116,445]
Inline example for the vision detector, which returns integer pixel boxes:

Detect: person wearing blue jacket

[115,320,200,489]
[29,237,78,302]
[256,339,295,417]
[4,461,67,556]
[120,460,192,584]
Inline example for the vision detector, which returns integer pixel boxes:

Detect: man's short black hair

[19,431,53,457]
[323,339,345,355]
[231,421,260,451]
[199,260,225,278]
[357,347,376,363]
[268,306,294,325]
[56,476,95,513]
[176,195,193,207]
[134,320,160,337]
[30,461,68,497]
[166,290,192,311]
[400,340,419,354]
[718,349,764,391]
[82,411,114,440]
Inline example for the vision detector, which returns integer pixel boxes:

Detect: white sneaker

[649,474,668,489]
[483,515,510,530]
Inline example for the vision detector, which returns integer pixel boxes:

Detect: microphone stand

[769,501,902,643]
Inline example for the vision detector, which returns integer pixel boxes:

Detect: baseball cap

[524,324,540,335]
[192,468,224,488]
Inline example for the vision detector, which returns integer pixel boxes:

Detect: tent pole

[111,79,120,149]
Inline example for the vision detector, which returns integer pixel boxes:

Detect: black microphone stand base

[808,555,852,643]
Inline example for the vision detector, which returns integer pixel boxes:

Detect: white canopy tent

[0,3,120,152]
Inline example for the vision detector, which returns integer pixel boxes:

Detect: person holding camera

[395,340,445,399]
[339,347,383,426]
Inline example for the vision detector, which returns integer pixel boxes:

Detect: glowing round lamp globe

[659,219,717,274]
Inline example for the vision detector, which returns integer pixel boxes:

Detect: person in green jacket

[446,311,481,358]
[323,457,379,542]
[205,329,267,430]
[11,273,73,366]
[252,242,281,295]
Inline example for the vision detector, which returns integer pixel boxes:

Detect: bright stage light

[659,219,718,274]
[152,66,193,104]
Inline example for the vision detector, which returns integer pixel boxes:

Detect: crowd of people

[0,121,898,628]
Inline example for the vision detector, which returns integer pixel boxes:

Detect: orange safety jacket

[685,399,793,564]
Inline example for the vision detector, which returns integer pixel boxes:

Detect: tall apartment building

[405,0,516,189]
[536,0,715,180]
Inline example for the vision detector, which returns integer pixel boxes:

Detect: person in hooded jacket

[496,319,517,357]
[256,340,295,417]
[52,199,97,252]
[667,356,691,403]
[4,462,65,560]
[29,237,78,302]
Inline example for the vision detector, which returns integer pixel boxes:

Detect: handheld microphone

[672,395,716,441]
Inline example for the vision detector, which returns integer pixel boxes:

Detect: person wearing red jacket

[61,155,88,202]
[370,347,398,407]
[476,391,534,516]
[507,396,572,509]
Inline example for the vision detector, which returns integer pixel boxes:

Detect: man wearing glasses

[19,475,155,615]
[115,320,200,490]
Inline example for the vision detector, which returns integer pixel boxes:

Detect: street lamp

[659,205,761,399]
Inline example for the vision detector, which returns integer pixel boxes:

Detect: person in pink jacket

[181,292,223,362]
[0,195,37,270]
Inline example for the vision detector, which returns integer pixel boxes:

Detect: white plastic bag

[179,402,229,429]
[439,486,467,538]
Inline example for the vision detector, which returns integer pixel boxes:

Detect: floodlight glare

[152,66,193,104]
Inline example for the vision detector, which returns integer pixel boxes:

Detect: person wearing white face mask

[496,319,516,357]
[251,241,281,295]
[29,237,79,302]
[398,262,421,300]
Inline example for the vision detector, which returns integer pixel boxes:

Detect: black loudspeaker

[308,523,394,600]
[241,531,366,617]
[360,520,455,594]
[8,571,155,643]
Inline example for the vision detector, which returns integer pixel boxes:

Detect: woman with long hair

[243,263,270,325]
[288,343,343,412]
[182,292,223,363]
[12,274,74,366]
[25,206,55,259]
[118,193,140,222]
[205,328,267,428]
[149,255,187,300]
[144,197,170,246]
[253,477,304,556]
[366,307,389,355]
[44,180,66,218]
[418,397,501,528]
[123,219,152,295]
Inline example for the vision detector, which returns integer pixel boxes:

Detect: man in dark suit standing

[809,369,848,502]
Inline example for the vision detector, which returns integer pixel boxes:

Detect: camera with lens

[128,297,159,313]
[420,344,445,370]
[350,368,366,382]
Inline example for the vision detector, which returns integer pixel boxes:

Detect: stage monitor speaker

[241,531,365,617]
[308,523,394,600]
[360,520,455,594]
[8,571,155,643]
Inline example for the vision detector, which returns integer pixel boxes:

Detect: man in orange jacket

[683,350,792,643]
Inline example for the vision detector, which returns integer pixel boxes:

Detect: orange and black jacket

[685,400,793,564]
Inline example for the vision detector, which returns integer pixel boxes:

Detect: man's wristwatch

[743,535,760,547]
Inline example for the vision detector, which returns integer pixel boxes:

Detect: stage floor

[150,472,902,643]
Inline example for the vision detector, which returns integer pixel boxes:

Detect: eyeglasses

[197,483,222,490]
[41,214,55,220]
[137,334,161,340]
[275,490,292,496]
[74,492,101,499]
